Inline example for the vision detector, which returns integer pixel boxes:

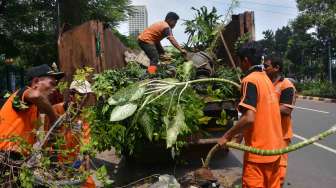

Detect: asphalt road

[230,99,336,188]
[285,99,336,188]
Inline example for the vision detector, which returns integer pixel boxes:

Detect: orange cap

[147,65,157,74]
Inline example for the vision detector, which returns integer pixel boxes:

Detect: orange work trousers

[242,158,281,188]
[280,139,291,186]
[81,176,96,188]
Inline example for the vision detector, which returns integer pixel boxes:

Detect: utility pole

[55,0,60,66]
[327,38,333,83]
[56,0,60,36]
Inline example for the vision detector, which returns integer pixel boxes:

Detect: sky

[118,0,299,46]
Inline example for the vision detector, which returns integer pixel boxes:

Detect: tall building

[129,5,148,36]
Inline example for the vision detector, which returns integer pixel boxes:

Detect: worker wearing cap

[264,55,296,186]
[138,12,187,74]
[0,64,64,185]
[218,42,283,188]
[0,64,64,152]
[49,80,95,188]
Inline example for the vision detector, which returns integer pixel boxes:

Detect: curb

[297,95,336,103]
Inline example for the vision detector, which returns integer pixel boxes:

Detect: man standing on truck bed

[138,12,187,74]
[218,42,283,188]
[264,55,296,186]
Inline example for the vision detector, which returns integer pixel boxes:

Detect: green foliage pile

[84,59,240,158]
[211,66,241,99]
[86,63,208,156]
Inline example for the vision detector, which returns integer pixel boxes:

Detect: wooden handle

[203,144,220,168]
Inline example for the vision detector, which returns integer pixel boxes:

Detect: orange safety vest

[138,21,172,44]
[239,70,283,163]
[274,78,296,140]
[0,88,38,152]
[48,102,91,162]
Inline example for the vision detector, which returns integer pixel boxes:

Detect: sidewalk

[296,95,336,103]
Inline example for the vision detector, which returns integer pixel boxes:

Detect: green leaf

[216,110,228,126]
[163,115,170,127]
[102,104,110,114]
[108,84,145,105]
[177,61,195,81]
[96,165,114,185]
[108,97,119,105]
[12,96,29,110]
[198,116,213,125]
[182,61,194,81]
[110,103,138,122]
[138,111,155,141]
[166,105,189,148]
[129,86,146,101]
[4,92,11,98]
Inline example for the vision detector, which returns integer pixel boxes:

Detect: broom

[194,124,336,184]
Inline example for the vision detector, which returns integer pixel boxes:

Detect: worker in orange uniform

[138,12,187,74]
[218,42,283,188]
[0,64,64,186]
[264,55,296,187]
[50,80,95,188]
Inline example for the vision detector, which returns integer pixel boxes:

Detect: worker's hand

[217,134,230,148]
[232,133,243,144]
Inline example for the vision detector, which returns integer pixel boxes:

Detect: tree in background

[294,0,336,82]
[59,0,132,28]
[296,0,336,40]
[0,0,57,67]
[260,0,336,82]
[259,29,275,54]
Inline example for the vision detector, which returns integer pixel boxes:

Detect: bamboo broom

[203,124,336,168]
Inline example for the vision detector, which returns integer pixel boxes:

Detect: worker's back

[138,21,171,44]
[0,88,38,151]
[240,70,283,163]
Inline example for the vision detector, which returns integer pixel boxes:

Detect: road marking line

[294,106,330,114]
[293,134,336,155]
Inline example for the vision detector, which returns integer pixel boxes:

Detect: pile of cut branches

[86,61,240,158]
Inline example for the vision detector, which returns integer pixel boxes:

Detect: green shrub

[297,80,336,98]
[112,29,140,49]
